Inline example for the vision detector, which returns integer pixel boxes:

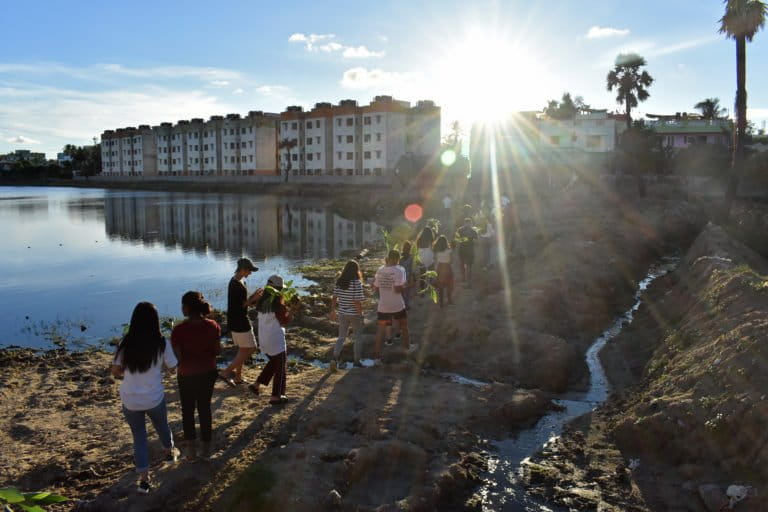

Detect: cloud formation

[6,135,40,144]
[340,67,417,89]
[288,33,385,58]
[586,26,630,39]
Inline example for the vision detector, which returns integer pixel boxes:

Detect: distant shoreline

[0,177,392,196]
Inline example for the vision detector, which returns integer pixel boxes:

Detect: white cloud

[233,88,244,94]
[6,135,40,144]
[340,67,418,90]
[0,61,243,83]
[586,26,630,39]
[289,33,384,58]
[318,42,344,53]
[343,46,385,58]
[650,36,718,57]
[209,80,230,87]
[255,85,289,96]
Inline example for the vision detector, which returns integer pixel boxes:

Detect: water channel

[478,259,678,511]
[0,186,383,348]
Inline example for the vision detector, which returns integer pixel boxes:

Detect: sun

[429,30,554,126]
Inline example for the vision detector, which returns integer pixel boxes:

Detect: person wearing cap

[219,257,262,387]
[248,275,292,404]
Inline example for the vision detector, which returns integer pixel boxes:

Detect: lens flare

[404,203,423,223]
[440,150,457,167]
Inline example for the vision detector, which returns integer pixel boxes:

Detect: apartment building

[101,125,156,176]
[278,96,441,179]
[100,96,440,181]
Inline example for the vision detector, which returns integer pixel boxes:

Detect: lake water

[0,186,382,349]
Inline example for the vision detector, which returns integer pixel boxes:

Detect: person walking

[456,218,479,285]
[373,249,410,365]
[398,241,415,310]
[442,193,453,226]
[112,302,179,494]
[415,227,435,293]
[433,235,454,307]
[480,219,496,269]
[220,257,260,387]
[329,260,365,370]
[171,291,221,461]
[249,275,292,405]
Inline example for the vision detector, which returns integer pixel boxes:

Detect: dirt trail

[0,193,705,511]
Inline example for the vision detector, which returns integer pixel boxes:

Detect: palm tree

[719,0,767,214]
[278,138,297,183]
[606,53,654,130]
[694,98,726,120]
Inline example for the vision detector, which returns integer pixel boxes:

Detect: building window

[364,116,371,125]
[230,129,234,135]
[291,122,298,130]
[346,135,353,143]
[337,135,342,143]
[204,144,208,151]
[292,154,298,161]
[376,150,382,159]
[306,121,312,129]
[364,168,371,175]
[364,151,371,159]
[347,169,353,176]
[376,115,381,124]
[376,133,382,142]
[241,128,246,134]
[307,153,313,161]
[346,117,353,126]
[249,141,253,147]
[336,118,342,127]
[307,137,312,145]
[346,152,353,160]
[204,157,209,164]
[364,134,371,142]
[337,151,342,159]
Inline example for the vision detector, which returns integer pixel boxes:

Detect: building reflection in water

[104,192,382,261]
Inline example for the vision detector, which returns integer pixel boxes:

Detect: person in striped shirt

[329,260,366,370]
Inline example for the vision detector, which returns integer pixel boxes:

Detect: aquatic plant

[0,487,67,512]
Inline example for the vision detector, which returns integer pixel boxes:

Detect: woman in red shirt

[171,291,221,460]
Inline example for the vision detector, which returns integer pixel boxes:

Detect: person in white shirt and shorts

[373,249,410,364]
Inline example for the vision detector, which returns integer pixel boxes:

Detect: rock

[491,389,552,426]
[698,484,727,512]
[325,489,342,507]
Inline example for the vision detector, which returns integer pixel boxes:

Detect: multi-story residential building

[100,97,439,181]
[646,114,732,150]
[101,125,156,176]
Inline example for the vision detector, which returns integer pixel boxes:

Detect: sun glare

[431,30,553,125]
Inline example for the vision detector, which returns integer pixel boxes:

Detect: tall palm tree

[606,53,654,130]
[694,98,726,120]
[278,138,297,183]
[719,0,767,214]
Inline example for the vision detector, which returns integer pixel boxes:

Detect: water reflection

[103,192,381,260]
[0,187,382,348]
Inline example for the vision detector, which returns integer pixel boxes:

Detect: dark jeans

[177,370,217,442]
[257,351,287,397]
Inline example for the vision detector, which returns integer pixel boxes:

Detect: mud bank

[525,222,768,511]
[1,194,707,511]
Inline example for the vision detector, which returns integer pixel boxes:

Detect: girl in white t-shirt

[432,235,454,307]
[112,302,179,495]
[416,227,435,293]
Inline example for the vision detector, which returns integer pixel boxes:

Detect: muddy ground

[525,217,768,511]
[1,190,706,511]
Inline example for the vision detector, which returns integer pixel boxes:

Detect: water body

[0,186,382,349]
[479,260,678,511]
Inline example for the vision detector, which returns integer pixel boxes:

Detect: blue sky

[1,0,766,158]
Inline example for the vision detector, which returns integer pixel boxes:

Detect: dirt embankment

[1,194,706,511]
[525,222,768,511]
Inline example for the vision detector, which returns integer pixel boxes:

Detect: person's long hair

[433,235,450,253]
[336,260,362,290]
[117,302,165,374]
[416,227,435,249]
[182,291,212,318]
[401,241,413,260]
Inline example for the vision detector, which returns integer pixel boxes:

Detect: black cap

[236,257,258,271]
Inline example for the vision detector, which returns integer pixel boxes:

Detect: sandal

[217,372,236,388]
[247,383,260,396]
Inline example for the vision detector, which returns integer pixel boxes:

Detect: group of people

[111,198,503,494]
[111,258,293,494]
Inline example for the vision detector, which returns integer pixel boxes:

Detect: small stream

[478,259,678,511]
